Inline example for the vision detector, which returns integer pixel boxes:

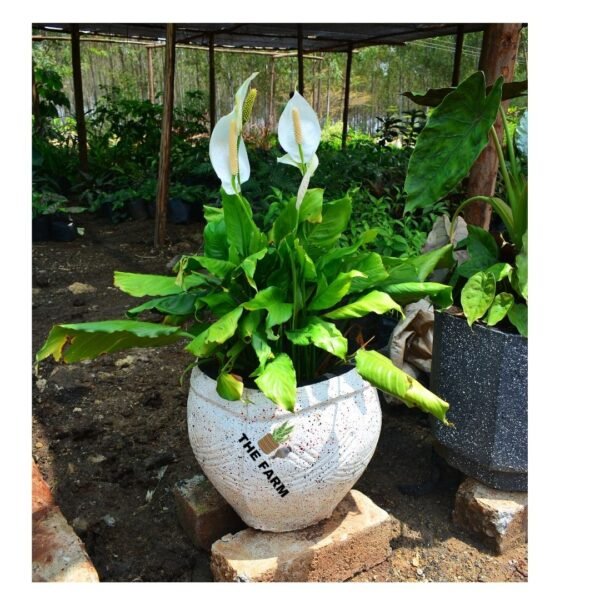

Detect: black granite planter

[430,310,528,491]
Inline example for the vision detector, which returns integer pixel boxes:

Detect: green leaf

[195,256,236,279]
[382,282,453,309]
[114,272,206,297]
[285,317,348,359]
[404,72,503,213]
[185,307,243,357]
[346,253,389,293]
[243,287,293,329]
[222,193,264,258]
[485,292,514,327]
[318,228,380,276]
[271,197,298,244]
[126,292,201,317]
[461,272,496,326]
[456,226,500,278]
[250,331,274,376]
[402,79,527,107]
[201,292,238,317]
[298,188,323,223]
[515,232,528,300]
[295,241,317,281]
[515,110,528,160]
[238,247,269,290]
[302,196,352,256]
[355,349,449,424]
[203,205,223,222]
[385,245,453,285]
[323,290,402,320]
[36,321,186,364]
[216,372,244,401]
[308,270,366,311]
[239,310,262,342]
[508,303,528,336]
[203,218,229,261]
[255,353,297,411]
[485,262,513,282]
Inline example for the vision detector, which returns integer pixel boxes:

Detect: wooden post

[463,23,521,230]
[268,56,276,131]
[154,23,177,249]
[297,24,304,95]
[209,33,216,133]
[451,25,465,86]
[147,46,155,102]
[70,24,88,173]
[341,44,353,151]
[32,61,41,133]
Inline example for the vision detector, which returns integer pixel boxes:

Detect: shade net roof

[33,23,488,52]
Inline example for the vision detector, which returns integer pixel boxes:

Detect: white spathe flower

[209,72,258,195]
[277,91,321,170]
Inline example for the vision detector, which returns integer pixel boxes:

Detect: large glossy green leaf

[243,287,293,329]
[484,262,513,283]
[382,282,453,309]
[308,270,365,311]
[404,72,503,213]
[318,229,379,276]
[355,349,449,424]
[203,205,223,222]
[298,188,323,223]
[250,330,274,376]
[185,306,243,357]
[461,272,496,326]
[271,198,298,244]
[385,245,453,285]
[216,372,244,401]
[255,353,297,411]
[402,79,527,107]
[238,308,263,342]
[295,241,317,281]
[323,291,402,320]
[238,247,269,290]
[508,303,528,337]
[485,292,514,327]
[301,196,352,256]
[201,292,238,317]
[114,272,206,297]
[285,317,347,359]
[36,321,187,364]
[126,292,201,317]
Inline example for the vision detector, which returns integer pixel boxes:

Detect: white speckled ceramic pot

[187,366,382,532]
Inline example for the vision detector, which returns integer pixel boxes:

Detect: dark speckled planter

[430,310,528,491]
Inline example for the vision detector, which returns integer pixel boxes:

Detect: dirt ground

[31,213,527,583]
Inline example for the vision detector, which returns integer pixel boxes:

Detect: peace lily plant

[36,73,453,424]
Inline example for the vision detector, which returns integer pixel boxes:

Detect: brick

[173,474,245,551]
[210,489,397,582]
[453,477,528,554]
[32,462,99,582]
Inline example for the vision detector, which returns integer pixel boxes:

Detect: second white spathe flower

[209,72,257,195]
[277,91,321,171]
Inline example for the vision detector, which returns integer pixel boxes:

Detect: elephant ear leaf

[404,72,503,213]
[36,321,187,364]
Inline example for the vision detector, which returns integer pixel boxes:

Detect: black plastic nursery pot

[50,215,77,242]
[127,198,149,221]
[32,215,52,242]
[168,197,190,224]
[188,199,204,223]
[430,309,528,492]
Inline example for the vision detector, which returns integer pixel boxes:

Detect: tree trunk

[70,24,88,173]
[154,24,177,248]
[464,23,522,230]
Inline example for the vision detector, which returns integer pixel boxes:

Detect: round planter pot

[32,215,52,242]
[188,200,204,223]
[430,310,528,491]
[50,217,77,242]
[168,198,190,224]
[187,366,382,532]
[127,198,148,220]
